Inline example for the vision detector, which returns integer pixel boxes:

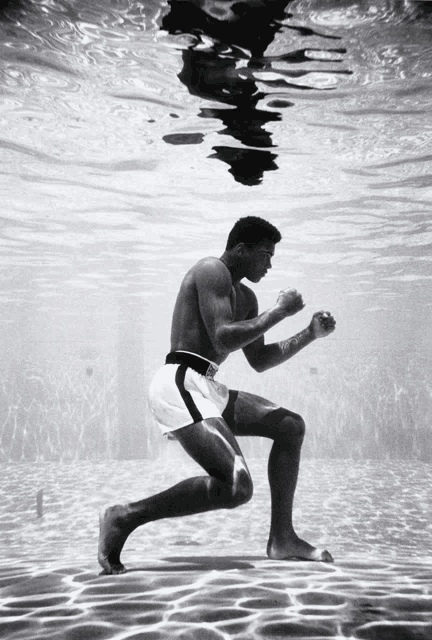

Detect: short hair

[226,216,282,250]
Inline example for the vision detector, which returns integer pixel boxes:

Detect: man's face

[244,240,275,283]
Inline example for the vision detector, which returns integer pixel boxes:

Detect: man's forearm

[256,326,316,372]
[217,306,284,352]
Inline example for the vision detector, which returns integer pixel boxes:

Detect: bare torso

[170,257,255,365]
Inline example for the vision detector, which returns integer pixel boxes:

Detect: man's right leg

[98,417,252,574]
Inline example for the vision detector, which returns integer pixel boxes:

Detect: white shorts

[148,351,230,434]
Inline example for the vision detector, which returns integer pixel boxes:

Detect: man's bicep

[195,265,233,344]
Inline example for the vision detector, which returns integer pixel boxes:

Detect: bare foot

[98,505,131,575]
[267,536,334,563]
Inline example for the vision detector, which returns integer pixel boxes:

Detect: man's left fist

[311,311,336,338]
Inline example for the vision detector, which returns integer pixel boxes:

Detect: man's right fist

[276,288,305,317]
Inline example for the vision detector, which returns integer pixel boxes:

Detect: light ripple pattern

[1,556,432,640]
[0,456,431,638]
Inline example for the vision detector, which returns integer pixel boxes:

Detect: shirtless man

[98,216,336,574]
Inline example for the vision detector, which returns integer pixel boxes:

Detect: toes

[99,562,126,575]
[112,564,127,575]
[310,548,334,563]
[321,549,334,563]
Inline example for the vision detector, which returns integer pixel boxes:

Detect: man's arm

[243,299,336,373]
[196,261,303,354]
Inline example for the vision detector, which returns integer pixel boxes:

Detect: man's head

[224,216,282,283]
[226,216,282,250]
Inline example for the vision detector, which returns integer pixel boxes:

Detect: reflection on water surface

[161,0,352,185]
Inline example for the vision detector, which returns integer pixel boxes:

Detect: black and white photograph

[0,1,431,639]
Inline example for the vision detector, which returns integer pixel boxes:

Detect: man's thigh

[222,390,299,439]
[173,416,249,482]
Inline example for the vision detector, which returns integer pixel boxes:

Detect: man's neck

[219,253,243,286]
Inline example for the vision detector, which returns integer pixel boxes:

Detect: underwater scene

[0,0,432,639]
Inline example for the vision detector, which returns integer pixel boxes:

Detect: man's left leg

[222,390,333,562]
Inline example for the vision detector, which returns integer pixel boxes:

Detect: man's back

[170,257,232,363]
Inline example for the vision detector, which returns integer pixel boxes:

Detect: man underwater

[99,216,336,574]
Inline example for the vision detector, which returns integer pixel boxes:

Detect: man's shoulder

[195,256,224,269]
[191,257,231,289]
[193,256,229,277]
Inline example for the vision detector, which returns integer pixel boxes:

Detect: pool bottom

[1,455,431,565]
[1,553,432,640]
[1,456,432,638]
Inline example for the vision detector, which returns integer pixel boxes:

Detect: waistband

[165,351,219,379]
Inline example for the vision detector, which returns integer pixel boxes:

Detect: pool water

[1,2,432,635]
[1,0,432,463]
[1,3,432,635]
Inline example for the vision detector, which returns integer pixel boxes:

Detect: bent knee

[279,411,306,444]
[227,470,253,508]
[293,413,306,439]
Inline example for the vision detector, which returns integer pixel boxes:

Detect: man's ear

[234,242,247,256]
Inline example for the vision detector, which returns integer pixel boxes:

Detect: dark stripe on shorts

[175,364,203,423]
[221,390,239,428]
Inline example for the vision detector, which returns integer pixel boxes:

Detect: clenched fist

[310,311,336,339]
[276,288,305,317]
